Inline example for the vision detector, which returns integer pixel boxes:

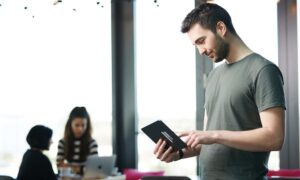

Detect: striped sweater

[56,138,98,165]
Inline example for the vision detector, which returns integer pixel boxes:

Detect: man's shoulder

[247,53,275,68]
[238,53,281,78]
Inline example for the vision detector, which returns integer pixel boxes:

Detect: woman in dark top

[17,125,57,180]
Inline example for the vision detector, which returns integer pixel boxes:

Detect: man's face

[187,23,229,63]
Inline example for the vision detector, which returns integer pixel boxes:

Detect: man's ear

[216,21,227,37]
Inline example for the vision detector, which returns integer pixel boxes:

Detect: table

[59,175,126,180]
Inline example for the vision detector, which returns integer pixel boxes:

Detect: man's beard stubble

[214,34,229,63]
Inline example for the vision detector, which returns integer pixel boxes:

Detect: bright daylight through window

[0,0,112,177]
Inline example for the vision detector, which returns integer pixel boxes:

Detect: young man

[154,3,286,180]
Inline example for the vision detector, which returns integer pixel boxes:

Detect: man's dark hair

[181,3,237,35]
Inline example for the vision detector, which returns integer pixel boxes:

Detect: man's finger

[154,139,163,154]
[178,131,189,137]
[165,153,175,163]
[160,146,173,161]
[156,140,167,159]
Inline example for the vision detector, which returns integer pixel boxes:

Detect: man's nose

[197,47,206,55]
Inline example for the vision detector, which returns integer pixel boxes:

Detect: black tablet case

[141,120,187,151]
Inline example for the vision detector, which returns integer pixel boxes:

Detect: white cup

[111,167,119,176]
[59,167,72,176]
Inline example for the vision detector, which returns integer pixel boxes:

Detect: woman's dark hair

[26,125,52,150]
[181,3,237,35]
[64,106,92,162]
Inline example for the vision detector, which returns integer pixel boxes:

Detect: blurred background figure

[56,106,98,175]
[17,125,57,180]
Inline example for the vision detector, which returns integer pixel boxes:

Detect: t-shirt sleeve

[56,139,65,163]
[254,64,286,112]
[89,139,98,155]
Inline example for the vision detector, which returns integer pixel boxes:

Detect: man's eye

[199,39,204,44]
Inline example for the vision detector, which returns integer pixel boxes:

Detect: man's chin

[214,56,226,63]
[207,56,224,63]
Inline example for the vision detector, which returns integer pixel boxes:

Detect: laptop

[83,155,117,179]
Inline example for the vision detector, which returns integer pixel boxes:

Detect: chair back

[0,175,14,180]
[267,169,300,180]
[268,178,300,180]
[141,176,191,180]
[123,169,164,180]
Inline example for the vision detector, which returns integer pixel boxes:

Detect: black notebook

[141,120,187,151]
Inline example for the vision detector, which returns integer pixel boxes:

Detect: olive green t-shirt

[200,53,285,180]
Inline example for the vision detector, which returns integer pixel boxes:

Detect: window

[0,0,112,177]
[298,0,300,167]
[136,0,197,176]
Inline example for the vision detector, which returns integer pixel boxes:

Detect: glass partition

[136,0,197,176]
[0,0,112,177]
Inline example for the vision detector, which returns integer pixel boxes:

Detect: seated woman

[17,125,57,180]
[56,106,98,175]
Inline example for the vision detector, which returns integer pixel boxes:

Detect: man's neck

[225,34,253,64]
